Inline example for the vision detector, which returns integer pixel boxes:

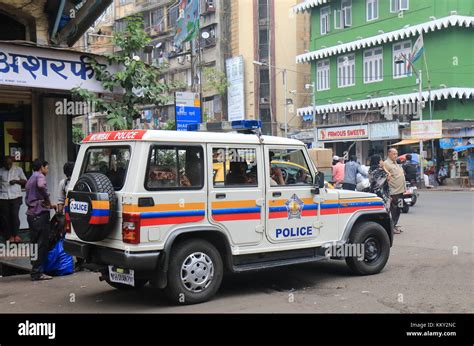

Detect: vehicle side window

[145,145,204,190]
[269,148,313,186]
[82,146,130,190]
[213,147,258,188]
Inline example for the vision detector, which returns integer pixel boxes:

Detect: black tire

[164,239,223,305]
[105,278,148,290]
[70,173,117,241]
[411,194,417,206]
[345,221,390,275]
[402,204,410,213]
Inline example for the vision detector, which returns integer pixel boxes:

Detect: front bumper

[64,239,160,271]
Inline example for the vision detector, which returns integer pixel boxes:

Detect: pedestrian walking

[332,155,345,187]
[25,159,56,281]
[0,156,27,242]
[384,148,406,234]
[343,155,366,191]
[368,154,390,212]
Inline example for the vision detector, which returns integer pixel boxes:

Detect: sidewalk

[420,186,474,192]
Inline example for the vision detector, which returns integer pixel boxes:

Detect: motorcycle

[400,181,419,213]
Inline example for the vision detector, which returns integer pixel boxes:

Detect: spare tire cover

[66,173,117,242]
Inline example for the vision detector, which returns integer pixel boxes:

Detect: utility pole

[283,69,288,137]
[417,69,425,188]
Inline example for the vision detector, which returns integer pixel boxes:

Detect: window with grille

[363,47,383,83]
[337,54,355,88]
[320,6,330,35]
[316,59,330,91]
[366,0,378,21]
[393,41,412,78]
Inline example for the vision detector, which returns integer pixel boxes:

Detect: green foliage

[202,67,229,96]
[163,120,176,130]
[72,124,84,144]
[72,15,183,130]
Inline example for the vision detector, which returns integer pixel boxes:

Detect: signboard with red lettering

[317,125,368,142]
[82,130,147,142]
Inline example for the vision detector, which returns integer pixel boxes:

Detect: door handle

[216,193,226,199]
[272,192,282,197]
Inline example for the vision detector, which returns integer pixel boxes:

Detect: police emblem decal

[285,194,304,219]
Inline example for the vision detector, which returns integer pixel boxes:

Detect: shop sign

[317,124,368,142]
[175,92,201,131]
[226,56,245,121]
[439,138,463,149]
[411,120,442,140]
[369,121,399,140]
[0,43,116,93]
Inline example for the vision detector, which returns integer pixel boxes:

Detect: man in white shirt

[0,156,27,242]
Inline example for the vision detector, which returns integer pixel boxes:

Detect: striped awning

[296,15,474,63]
[297,88,474,116]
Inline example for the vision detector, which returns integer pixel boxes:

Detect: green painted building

[294,0,474,179]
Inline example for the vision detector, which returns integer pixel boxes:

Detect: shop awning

[296,15,474,62]
[297,88,474,116]
[391,139,429,146]
[454,144,474,152]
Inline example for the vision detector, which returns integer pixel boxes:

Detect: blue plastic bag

[43,237,74,276]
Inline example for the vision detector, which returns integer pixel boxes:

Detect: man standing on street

[0,156,27,242]
[384,148,406,234]
[25,159,56,281]
[332,155,345,187]
[343,155,366,191]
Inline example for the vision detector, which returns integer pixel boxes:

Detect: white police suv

[64,121,393,304]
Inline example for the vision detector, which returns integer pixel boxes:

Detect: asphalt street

[0,191,472,313]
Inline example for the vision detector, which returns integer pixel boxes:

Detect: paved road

[0,191,472,313]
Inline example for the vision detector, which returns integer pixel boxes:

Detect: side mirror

[316,171,325,188]
[312,171,325,194]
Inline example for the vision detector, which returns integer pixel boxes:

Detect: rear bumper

[63,239,160,271]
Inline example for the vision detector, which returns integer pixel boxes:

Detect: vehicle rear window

[82,146,131,190]
[145,145,204,190]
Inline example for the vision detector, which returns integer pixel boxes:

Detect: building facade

[230,0,311,136]
[0,0,112,228]
[295,0,474,177]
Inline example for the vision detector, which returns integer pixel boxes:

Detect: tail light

[122,213,141,244]
[64,212,71,233]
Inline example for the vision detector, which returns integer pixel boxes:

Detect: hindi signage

[0,43,114,93]
[175,92,201,131]
[226,56,245,121]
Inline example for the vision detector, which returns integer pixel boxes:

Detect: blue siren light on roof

[186,120,262,132]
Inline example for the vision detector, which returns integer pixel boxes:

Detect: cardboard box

[308,148,333,168]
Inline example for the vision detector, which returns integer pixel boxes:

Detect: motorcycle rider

[403,154,418,185]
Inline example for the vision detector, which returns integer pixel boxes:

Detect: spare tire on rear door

[67,173,117,242]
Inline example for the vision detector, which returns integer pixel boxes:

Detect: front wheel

[411,194,418,206]
[164,239,223,305]
[345,221,390,275]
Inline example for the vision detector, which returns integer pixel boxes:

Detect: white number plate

[108,266,135,286]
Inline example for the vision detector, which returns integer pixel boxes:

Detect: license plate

[108,266,135,286]
[404,198,412,204]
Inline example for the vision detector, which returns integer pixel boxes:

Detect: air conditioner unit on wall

[186,54,192,62]
[177,56,185,64]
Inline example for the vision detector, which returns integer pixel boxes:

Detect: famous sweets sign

[317,124,369,142]
[0,43,112,93]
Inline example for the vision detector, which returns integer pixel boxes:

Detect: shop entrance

[0,103,32,174]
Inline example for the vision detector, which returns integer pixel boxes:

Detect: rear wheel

[402,204,410,213]
[345,221,390,275]
[164,239,223,305]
